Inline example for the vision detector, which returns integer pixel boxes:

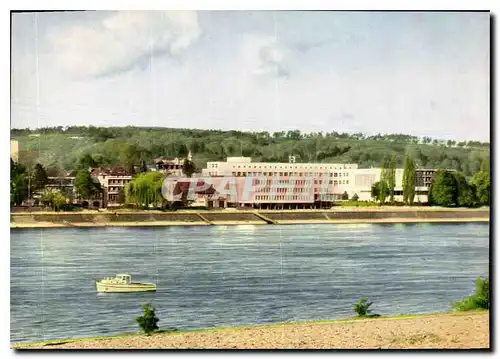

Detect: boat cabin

[115,274,131,284]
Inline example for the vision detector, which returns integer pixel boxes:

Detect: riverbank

[10,207,489,229]
[13,311,489,349]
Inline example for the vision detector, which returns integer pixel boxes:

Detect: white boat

[95,274,156,293]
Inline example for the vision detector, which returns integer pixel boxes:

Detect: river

[10,223,489,343]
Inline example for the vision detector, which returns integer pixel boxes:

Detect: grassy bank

[13,310,489,349]
[10,207,490,229]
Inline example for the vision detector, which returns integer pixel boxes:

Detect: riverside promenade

[10,207,489,229]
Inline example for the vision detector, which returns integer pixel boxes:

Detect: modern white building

[204,157,358,178]
[200,157,435,205]
[348,167,430,203]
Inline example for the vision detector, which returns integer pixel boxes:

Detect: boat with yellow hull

[95,274,156,293]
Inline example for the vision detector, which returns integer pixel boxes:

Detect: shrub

[337,200,379,208]
[136,303,159,335]
[454,277,489,311]
[351,193,359,201]
[354,298,373,317]
[58,204,84,212]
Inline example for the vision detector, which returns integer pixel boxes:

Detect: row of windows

[231,164,351,170]
[108,194,120,202]
[392,190,428,196]
[254,195,311,201]
[251,179,311,186]
[108,186,124,192]
[251,179,349,186]
[313,180,349,185]
[108,179,129,185]
[257,187,309,193]
[232,171,349,177]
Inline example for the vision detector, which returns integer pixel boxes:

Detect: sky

[11,11,490,141]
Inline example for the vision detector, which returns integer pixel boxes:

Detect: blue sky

[11,11,490,141]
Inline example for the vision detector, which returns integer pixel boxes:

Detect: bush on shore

[454,277,489,311]
[136,303,159,335]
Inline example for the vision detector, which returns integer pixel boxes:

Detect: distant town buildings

[12,152,440,210]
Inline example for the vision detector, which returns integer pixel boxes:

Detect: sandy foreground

[13,311,489,350]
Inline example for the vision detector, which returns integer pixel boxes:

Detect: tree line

[370,152,490,207]
[11,126,489,178]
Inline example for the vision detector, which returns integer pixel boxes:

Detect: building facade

[10,140,19,162]
[154,157,184,176]
[46,176,76,200]
[43,176,104,208]
[197,157,438,207]
[154,151,192,176]
[91,167,132,207]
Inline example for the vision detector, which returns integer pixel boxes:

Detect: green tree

[75,170,101,199]
[371,181,389,203]
[402,153,416,205]
[388,154,396,202]
[77,154,97,171]
[354,298,373,317]
[471,157,490,206]
[341,191,349,200]
[32,163,49,192]
[454,172,477,207]
[45,164,62,177]
[371,182,379,201]
[121,144,139,175]
[471,171,490,206]
[10,159,28,206]
[351,193,359,201]
[378,158,390,204]
[125,172,165,208]
[136,303,159,335]
[179,158,197,208]
[454,277,489,311]
[140,160,148,173]
[480,157,490,173]
[182,158,196,178]
[40,188,68,211]
[428,170,458,207]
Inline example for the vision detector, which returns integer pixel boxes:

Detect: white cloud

[48,11,201,78]
[11,12,489,142]
[239,34,290,79]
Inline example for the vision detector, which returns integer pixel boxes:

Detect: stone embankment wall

[10,208,489,228]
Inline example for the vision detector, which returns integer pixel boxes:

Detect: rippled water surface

[11,223,489,343]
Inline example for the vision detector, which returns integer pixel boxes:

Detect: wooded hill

[11,126,490,177]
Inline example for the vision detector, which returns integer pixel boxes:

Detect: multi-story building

[348,168,435,203]
[10,139,19,162]
[91,167,132,207]
[203,157,357,177]
[196,157,439,207]
[154,157,183,176]
[42,176,104,208]
[416,169,438,188]
[154,152,192,176]
[46,176,76,200]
